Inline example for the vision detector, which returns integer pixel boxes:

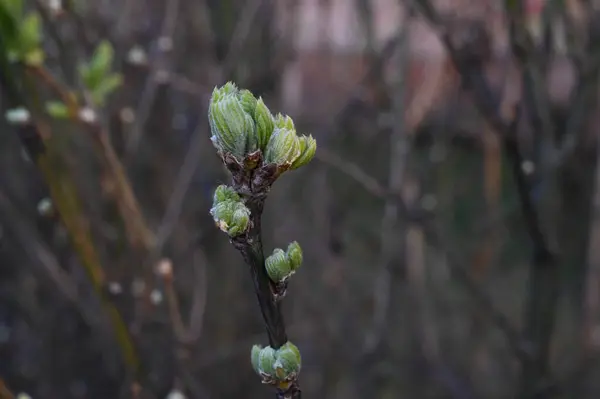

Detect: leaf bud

[209,201,235,231]
[265,248,292,283]
[228,204,250,236]
[254,97,275,151]
[208,83,255,159]
[209,198,251,236]
[274,113,295,131]
[273,341,302,380]
[290,134,317,170]
[239,89,258,115]
[251,344,262,375]
[258,346,277,377]
[264,128,300,166]
[213,185,240,203]
[285,241,303,271]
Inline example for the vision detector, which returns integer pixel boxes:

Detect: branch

[207,83,309,398]
[411,1,560,396]
[316,148,529,363]
[125,0,181,157]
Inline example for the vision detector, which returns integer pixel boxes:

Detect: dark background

[1,0,600,398]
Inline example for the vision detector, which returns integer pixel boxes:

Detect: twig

[153,127,205,256]
[0,379,15,399]
[29,63,155,251]
[0,188,136,372]
[316,148,529,363]
[218,0,265,80]
[125,0,181,157]
[362,19,411,355]
[231,197,288,348]
[411,1,561,396]
[0,17,146,378]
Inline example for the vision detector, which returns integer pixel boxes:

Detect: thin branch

[125,0,181,157]
[218,0,265,80]
[411,1,561,396]
[362,18,411,355]
[231,197,288,348]
[316,149,529,362]
[153,127,205,256]
[0,379,15,399]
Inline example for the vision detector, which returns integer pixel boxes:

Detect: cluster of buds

[251,341,302,387]
[265,242,303,297]
[209,185,251,237]
[208,82,316,180]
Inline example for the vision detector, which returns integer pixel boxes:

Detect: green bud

[285,241,303,271]
[290,134,317,170]
[274,113,295,131]
[251,344,262,375]
[208,83,254,159]
[219,81,239,96]
[239,89,258,115]
[258,346,277,376]
[210,199,250,236]
[210,201,235,227]
[244,112,259,153]
[264,128,300,166]
[254,98,274,151]
[228,205,250,236]
[274,341,302,381]
[265,248,292,283]
[213,185,240,203]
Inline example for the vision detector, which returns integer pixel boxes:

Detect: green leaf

[0,0,24,20]
[19,13,42,53]
[0,0,21,47]
[90,73,122,105]
[84,40,114,90]
[45,101,70,119]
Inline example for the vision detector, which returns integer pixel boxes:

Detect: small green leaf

[254,97,274,151]
[265,248,292,283]
[82,40,115,91]
[251,345,262,375]
[290,134,317,170]
[238,89,257,116]
[91,73,122,105]
[264,127,300,165]
[0,0,24,21]
[0,1,20,45]
[45,101,70,119]
[258,346,276,376]
[19,13,42,53]
[285,241,303,271]
[213,185,240,203]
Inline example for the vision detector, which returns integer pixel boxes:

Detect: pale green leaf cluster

[0,0,44,66]
[264,241,303,283]
[209,185,251,236]
[209,82,316,169]
[45,40,123,119]
[78,41,123,106]
[251,341,301,381]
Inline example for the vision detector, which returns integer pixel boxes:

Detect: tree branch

[411,1,560,396]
